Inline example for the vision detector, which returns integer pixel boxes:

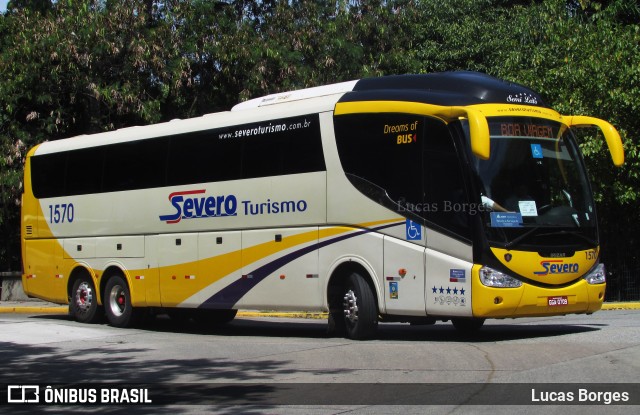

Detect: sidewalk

[0,299,638,315]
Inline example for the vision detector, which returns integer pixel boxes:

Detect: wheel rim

[343,289,359,323]
[108,284,127,317]
[75,282,94,314]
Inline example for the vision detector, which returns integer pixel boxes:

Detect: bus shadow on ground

[35,312,602,342]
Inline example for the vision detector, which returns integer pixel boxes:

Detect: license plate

[548,296,568,306]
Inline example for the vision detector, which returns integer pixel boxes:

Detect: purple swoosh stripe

[199,222,403,309]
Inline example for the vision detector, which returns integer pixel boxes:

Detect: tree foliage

[0,0,638,271]
[488,0,640,264]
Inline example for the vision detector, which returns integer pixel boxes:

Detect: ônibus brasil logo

[533,260,579,276]
[159,190,237,224]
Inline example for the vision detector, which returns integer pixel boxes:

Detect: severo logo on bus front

[533,260,579,276]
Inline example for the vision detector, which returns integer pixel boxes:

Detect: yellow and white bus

[21,72,624,339]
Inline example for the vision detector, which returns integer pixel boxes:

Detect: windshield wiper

[504,227,597,250]
[536,229,597,247]
[504,226,542,249]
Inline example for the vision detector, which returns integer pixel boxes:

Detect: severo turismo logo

[158,189,310,224]
[158,190,237,224]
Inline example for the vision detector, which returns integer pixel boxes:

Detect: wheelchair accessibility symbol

[531,143,544,159]
[406,219,422,240]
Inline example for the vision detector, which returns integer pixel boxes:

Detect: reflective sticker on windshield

[490,212,523,227]
[531,143,544,159]
[518,200,538,216]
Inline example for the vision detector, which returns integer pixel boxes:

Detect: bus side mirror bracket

[450,107,490,160]
[564,116,625,166]
[464,107,490,160]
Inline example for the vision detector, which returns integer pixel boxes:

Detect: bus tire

[327,309,346,337]
[70,275,103,324]
[104,274,143,328]
[342,272,378,340]
[452,317,485,332]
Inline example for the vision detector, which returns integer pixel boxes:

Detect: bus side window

[103,139,167,192]
[241,119,325,179]
[31,152,67,198]
[423,121,471,238]
[66,147,103,195]
[167,131,242,186]
[334,113,423,211]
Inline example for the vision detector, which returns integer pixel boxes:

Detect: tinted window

[334,113,423,208]
[103,139,167,192]
[423,123,469,235]
[66,147,103,195]
[31,152,66,199]
[30,114,324,198]
[240,116,325,179]
[335,112,470,238]
[167,131,242,186]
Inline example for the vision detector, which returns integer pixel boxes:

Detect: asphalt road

[0,308,639,414]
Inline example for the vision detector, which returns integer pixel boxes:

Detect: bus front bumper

[471,265,606,318]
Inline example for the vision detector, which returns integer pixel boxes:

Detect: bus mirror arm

[429,106,490,160]
[462,107,490,160]
[449,107,490,160]
[563,116,625,167]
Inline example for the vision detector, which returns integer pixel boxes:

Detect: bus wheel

[452,317,485,332]
[342,272,378,340]
[193,309,238,325]
[71,275,102,324]
[104,274,143,328]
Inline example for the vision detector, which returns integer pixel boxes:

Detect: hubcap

[75,282,93,313]
[343,289,358,323]
[108,284,126,317]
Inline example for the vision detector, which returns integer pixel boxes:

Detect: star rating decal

[431,285,466,307]
[432,285,465,296]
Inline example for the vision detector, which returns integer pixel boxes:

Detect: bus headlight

[479,266,523,288]
[584,263,606,285]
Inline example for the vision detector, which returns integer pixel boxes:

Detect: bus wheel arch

[68,266,103,324]
[102,267,145,328]
[326,260,380,340]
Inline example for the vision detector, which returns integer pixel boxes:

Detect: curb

[237,311,328,319]
[0,306,68,314]
[601,302,640,310]
[0,303,638,316]
[0,305,328,318]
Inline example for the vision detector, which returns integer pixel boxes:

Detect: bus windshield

[468,117,597,247]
